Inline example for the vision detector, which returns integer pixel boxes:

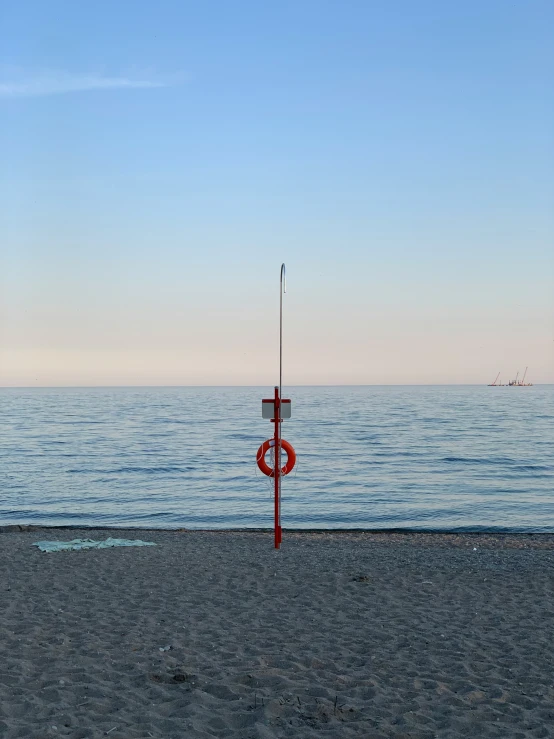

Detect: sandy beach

[1,528,553,739]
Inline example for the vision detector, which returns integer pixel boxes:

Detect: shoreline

[2,524,554,549]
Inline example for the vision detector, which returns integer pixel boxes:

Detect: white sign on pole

[262,400,291,419]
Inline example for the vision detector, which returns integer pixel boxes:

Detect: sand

[1,528,553,739]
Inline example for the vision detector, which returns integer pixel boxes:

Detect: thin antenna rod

[280,263,286,401]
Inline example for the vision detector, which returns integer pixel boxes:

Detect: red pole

[274,385,280,549]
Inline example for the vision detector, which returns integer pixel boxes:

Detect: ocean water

[0,385,552,532]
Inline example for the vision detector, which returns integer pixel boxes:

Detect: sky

[1,0,553,386]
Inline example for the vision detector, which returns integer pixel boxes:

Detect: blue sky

[1,0,553,385]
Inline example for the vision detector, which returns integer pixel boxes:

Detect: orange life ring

[256,438,296,477]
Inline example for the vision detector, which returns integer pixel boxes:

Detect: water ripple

[0,385,553,531]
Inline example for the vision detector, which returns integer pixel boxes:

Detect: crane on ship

[488,367,532,386]
[507,367,533,386]
[488,372,501,386]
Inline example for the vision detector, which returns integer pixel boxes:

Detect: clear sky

[1,0,553,386]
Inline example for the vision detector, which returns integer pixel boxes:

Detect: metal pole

[278,264,286,545]
[274,385,280,549]
[280,263,286,403]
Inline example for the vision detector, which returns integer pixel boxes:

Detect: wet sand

[1,528,553,738]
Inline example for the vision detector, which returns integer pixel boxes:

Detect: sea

[1,385,552,532]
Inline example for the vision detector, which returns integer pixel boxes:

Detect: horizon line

[0,382,549,389]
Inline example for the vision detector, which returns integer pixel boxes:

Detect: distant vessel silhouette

[488,372,503,386]
[488,367,532,386]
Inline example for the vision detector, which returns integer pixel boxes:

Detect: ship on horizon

[488,367,533,386]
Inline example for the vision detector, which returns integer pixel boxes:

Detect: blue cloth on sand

[32,538,157,552]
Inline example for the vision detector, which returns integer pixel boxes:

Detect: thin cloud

[0,71,167,98]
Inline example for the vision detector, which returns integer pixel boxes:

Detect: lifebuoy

[256,438,296,477]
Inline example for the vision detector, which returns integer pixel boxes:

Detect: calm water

[0,386,552,532]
